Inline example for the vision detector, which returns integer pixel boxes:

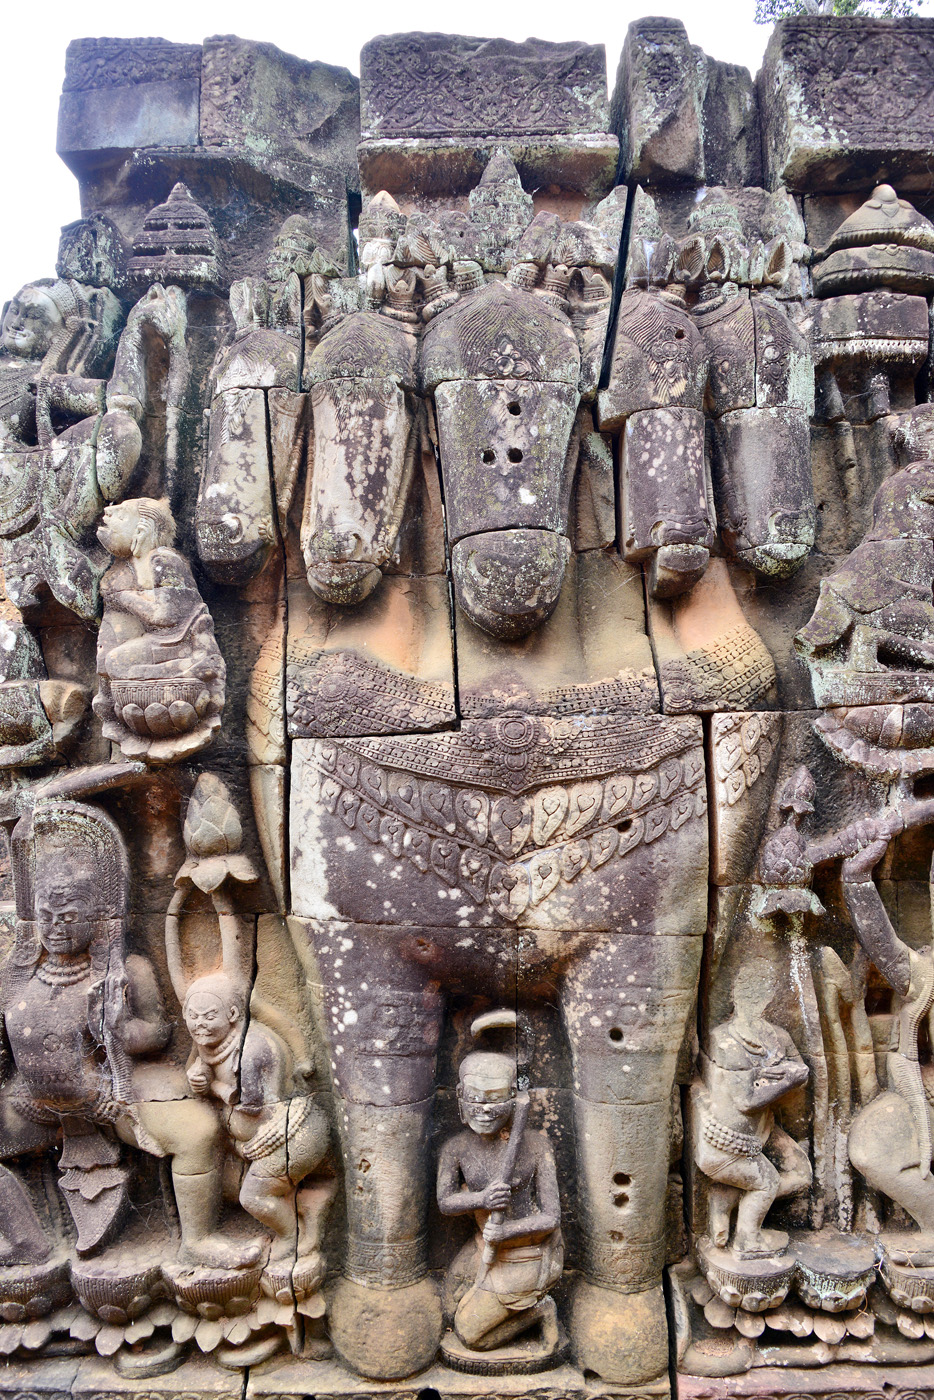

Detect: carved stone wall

[3,16,934,1400]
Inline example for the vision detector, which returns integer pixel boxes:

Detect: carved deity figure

[437,1014,562,1360]
[691,960,811,1259]
[0,279,138,621]
[0,800,257,1268]
[94,497,226,763]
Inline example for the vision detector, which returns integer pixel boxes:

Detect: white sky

[4,0,933,295]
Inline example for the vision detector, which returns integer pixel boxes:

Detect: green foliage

[755,0,920,20]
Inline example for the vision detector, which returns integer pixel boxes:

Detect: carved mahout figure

[0,277,140,621]
[437,1012,562,1367]
[94,497,226,764]
[165,774,333,1300]
[0,798,259,1269]
[691,959,811,1260]
[795,406,934,706]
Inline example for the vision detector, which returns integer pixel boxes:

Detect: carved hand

[482,1217,509,1244]
[187,1059,211,1095]
[481,1180,512,1212]
[104,970,130,1028]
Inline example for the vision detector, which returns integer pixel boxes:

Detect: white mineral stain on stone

[288,744,342,920]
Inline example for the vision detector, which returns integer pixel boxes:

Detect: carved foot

[884,1231,934,1267]
[568,1278,668,1384]
[734,1227,789,1260]
[177,1234,263,1270]
[440,1299,565,1376]
[328,1276,442,1379]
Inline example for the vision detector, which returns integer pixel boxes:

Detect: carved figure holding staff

[437,1010,562,1368]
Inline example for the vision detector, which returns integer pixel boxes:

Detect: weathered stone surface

[760,16,934,191]
[361,34,610,140]
[57,38,200,172]
[18,15,934,1399]
[612,19,761,188]
[201,35,360,186]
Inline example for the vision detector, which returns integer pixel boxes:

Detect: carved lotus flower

[177,774,258,892]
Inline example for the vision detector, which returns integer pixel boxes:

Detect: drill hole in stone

[481,449,495,464]
[608,1026,623,1043]
[507,448,523,463]
[507,401,521,415]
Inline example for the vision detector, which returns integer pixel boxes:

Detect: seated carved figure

[691,961,811,1259]
[0,799,258,1269]
[437,1017,562,1362]
[0,590,87,768]
[94,497,225,763]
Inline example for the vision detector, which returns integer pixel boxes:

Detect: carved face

[36,868,102,958]
[184,988,240,1049]
[97,501,139,558]
[460,1082,516,1137]
[1,286,64,361]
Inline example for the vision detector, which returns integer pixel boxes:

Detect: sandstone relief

[4,15,934,1400]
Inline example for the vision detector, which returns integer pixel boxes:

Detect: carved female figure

[0,799,254,1268]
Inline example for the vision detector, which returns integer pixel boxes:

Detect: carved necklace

[198,1027,240,1066]
[37,953,92,986]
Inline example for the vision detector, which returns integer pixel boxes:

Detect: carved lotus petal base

[162,1259,264,1315]
[72,1252,162,1322]
[791,1232,876,1313]
[697,1238,795,1312]
[881,1238,934,1311]
[0,1257,71,1321]
[103,711,223,766]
